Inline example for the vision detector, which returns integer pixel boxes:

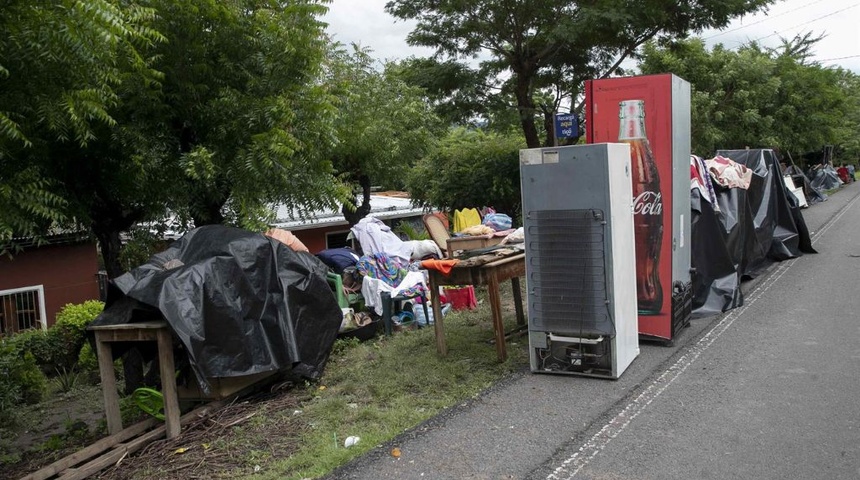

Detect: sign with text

[554,113,579,139]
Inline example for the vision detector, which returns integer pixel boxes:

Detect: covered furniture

[90,225,343,399]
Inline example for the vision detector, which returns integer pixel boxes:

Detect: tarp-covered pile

[90,225,342,394]
[690,149,816,318]
[808,164,843,191]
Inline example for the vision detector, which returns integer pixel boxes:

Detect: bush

[0,343,23,425]
[48,301,105,371]
[0,341,47,414]
[407,128,525,221]
[8,328,53,368]
[77,342,99,374]
[15,351,47,404]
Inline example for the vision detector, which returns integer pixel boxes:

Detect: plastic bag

[482,213,512,231]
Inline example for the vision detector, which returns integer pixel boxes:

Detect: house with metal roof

[271,192,428,253]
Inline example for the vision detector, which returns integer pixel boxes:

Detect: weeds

[54,365,80,393]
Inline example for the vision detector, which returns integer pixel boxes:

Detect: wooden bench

[89,321,182,439]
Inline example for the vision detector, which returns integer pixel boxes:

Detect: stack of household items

[91,225,343,402]
[319,211,523,339]
[689,149,816,318]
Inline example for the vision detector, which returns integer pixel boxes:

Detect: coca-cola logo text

[633,191,663,215]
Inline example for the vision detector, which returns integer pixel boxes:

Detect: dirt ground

[1,383,108,479]
[1,380,307,480]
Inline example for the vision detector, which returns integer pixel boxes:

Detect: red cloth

[442,286,477,310]
[421,259,460,275]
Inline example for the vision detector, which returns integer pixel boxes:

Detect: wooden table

[89,321,182,439]
[445,235,505,258]
[428,251,526,361]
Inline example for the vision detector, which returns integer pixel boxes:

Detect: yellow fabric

[453,208,481,233]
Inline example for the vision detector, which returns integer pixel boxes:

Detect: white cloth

[360,271,428,316]
[350,216,413,261]
[405,239,442,260]
[499,227,524,245]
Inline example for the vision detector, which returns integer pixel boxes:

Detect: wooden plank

[511,277,525,326]
[57,423,169,480]
[20,418,159,480]
[156,328,181,439]
[485,270,507,362]
[429,271,447,356]
[88,321,169,331]
[56,400,228,480]
[481,253,525,269]
[94,333,123,436]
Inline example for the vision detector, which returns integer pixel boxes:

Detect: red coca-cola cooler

[585,73,692,344]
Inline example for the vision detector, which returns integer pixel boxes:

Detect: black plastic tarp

[691,149,816,318]
[90,225,342,393]
[690,186,743,316]
[783,164,826,206]
[808,165,842,191]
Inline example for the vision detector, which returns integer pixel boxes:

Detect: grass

[7,287,530,479]
[255,296,530,479]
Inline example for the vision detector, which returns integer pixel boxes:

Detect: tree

[385,0,775,148]
[0,0,163,254]
[324,45,443,225]
[146,0,343,230]
[407,128,524,219]
[2,0,345,277]
[638,36,860,160]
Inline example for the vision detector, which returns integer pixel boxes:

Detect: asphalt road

[327,182,860,480]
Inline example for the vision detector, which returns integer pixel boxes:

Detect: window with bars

[0,285,47,336]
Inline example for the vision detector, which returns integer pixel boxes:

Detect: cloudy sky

[322,0,860,73]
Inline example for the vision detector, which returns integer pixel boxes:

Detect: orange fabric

[264,228,310,252]
[421,259,460,276]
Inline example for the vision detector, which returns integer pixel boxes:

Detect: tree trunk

[94,227,125,279]
[191,201,225,226]
[341,174,373,226]
[89,187,144,279]
[190,186,228,226]
[542,105,555,147]
[513,72,541,149]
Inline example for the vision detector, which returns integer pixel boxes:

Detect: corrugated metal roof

[272,194,426,231]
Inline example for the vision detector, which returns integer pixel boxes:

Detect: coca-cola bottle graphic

[618,100,663,314]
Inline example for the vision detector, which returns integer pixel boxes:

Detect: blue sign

[554,113,579,139]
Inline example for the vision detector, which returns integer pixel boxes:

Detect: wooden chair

[422,214,450,258]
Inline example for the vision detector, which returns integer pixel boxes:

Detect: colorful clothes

[705,155,753,190]
[357,252,426,299]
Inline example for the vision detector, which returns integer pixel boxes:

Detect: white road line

[547,194,859,480]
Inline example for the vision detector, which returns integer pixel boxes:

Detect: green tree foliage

[385,0,774,148]
[638,36,860,160]
[148,0,344,230]
[407,129,524,218]
[388,57,496,128]
[324,45,443,225]
[0,0,163,253]
[2,1,344,276]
